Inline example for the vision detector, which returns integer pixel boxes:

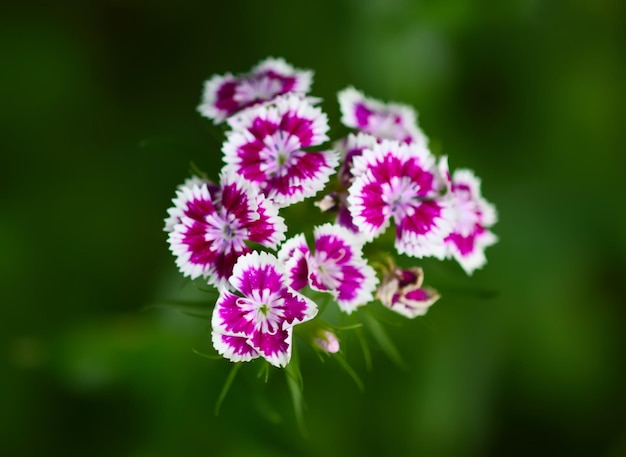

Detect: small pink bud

[314,330,340,354]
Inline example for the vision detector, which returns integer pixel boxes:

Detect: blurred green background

[2,0,625,455]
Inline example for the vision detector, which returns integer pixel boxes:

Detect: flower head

[278,224,378,314]
[444,169,498,275]
[338,87,427,145]
[222,94,339,207]
[211,251,318,367]
[166,171,286,288]
[347,140,452,259]
[377,265,439,318]
[198,57,313,123]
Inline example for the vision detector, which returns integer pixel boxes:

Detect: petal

[386,286,440,319]
[249,326,293,368]
[198,73,238,123]
[168,217,217,280]
[211,330,260,363]
[444,168,498,274]
[311,224,378,314]
[212,290,256,336]
[277,234,310,291]
[229,251,286,299]
[278,287,318,327]
[347,173,391,240]
[395,199,453,259]
[446,229,498,275]
[338,87,428,145]
[247,194,287,249]
[218,171,260,224]
[335,132,378,185]
[198,57,313,124]
[252,57,313,95]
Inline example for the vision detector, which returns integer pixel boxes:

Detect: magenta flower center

[310,249,344,290]
[236,288,286,335]
[235,76,281,105]
[368,112,404,140]
[381,176,421,219]
[261,131,301,178]
[204,208,248,253]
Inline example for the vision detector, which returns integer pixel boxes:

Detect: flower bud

[377,266,439,318]
[313,330,340,354]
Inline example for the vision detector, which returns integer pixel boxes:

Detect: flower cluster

[164,57,498,369]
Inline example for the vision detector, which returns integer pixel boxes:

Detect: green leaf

[192,277,220,295]
[188,161,211,181]
[284,348,307,436]
[143,299,214,317]
[215,363,241,416]
[192,348,222,360]
[257,361,271,383]
[362,312,407,370]
[285,366,307,437]
[332,323,363,332]
[356,327,373,372]
[333,353,365,392]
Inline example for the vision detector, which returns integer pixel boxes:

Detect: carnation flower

[347,140,453,259]
[211,251,318,367]
[198,57,313,123]
[445,169,498,275]
[377,266,439,318]
[338,87,427,145]
[166,171,286,288]
[222,94,339,207]
[278,224,378,314]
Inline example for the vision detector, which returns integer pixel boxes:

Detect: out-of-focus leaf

[214,363,241,416]
[362,311,407,369]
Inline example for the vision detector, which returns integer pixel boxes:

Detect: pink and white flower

[444,169,498,275]
[222,94,339,207]
[198,57,313,123]
[377,266,439,318]
[278,224,378,314]
[338,87,427,145]
[347,140,453,259]
[211,251,318,367]
[166,172,286,288]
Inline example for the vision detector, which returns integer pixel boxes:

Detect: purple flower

[198,57,313,123]
[338,87,428,145]
[377,266,439,318]
[222,94,339,207]
[444,169,498,275]
[166,172,286,288]
[278,224,378,314]
[347,140,453,259]
[211,251,318,367]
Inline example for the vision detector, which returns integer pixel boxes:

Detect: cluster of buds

[164,57,498,369]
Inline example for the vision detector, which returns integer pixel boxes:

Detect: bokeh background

[2,0,625,455]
